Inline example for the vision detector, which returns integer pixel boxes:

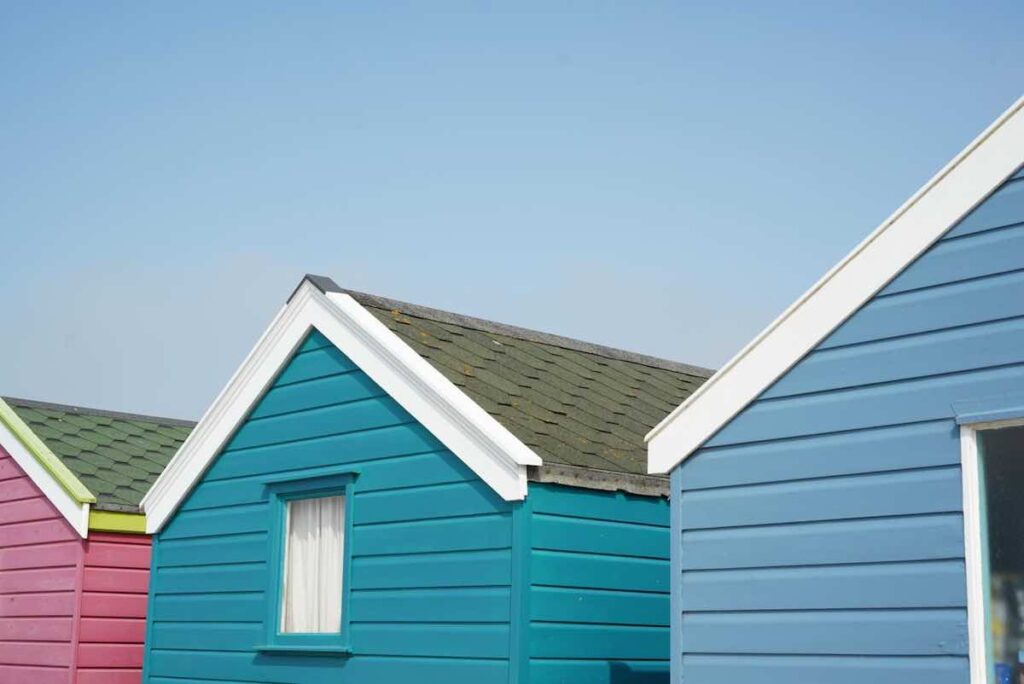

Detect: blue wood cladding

[144,330,672,683]
[671,168,1024,683]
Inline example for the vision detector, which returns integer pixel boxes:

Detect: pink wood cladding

[0,541,80,571]
[83,566,149,594]
[0,447,154,684]
[77,669,146,684]
[0,566,78,594]
[0,592,75,617]
[0,447,80,684]
[0,616,74,641]
[77,532,151,684]
[80,591,147,619]
[0,496,62,525]
[0,477,43,502]
[3,518,81,547]
[79,617,146,643]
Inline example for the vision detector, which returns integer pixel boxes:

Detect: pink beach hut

[0,397,191,684]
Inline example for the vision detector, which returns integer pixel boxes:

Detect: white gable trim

[648,95,1024,474]
[141,282,542,533]
[0,418,91,537]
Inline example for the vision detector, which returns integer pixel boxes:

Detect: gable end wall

[143,330,515,683]
[670,168,1024,683]
[0,444,82,684]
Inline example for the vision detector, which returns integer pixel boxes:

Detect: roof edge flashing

[528,463,669,498]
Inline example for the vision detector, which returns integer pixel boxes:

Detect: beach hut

[647,97,1024,684]
[140,276,711,684]
[0,397,192,684]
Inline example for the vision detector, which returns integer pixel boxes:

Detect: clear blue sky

[2,2,1022,419]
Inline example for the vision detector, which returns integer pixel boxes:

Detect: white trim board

[0,419,90,537]
[141,282,542,534]
[959,423,988,684]
[647,95,1024,474]
[958,417,1024,684]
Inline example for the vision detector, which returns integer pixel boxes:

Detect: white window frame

[961,417,1024,684]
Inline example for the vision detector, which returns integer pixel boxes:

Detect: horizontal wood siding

[0,445,80,684]
[76,532,151,684]
[527,483,670,684]
[672,169,1024,683]
[145,331,514,683]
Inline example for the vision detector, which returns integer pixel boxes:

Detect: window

[259,472,356,655]
[281,494,345,634]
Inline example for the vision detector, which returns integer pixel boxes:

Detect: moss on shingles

[362,304,709,476]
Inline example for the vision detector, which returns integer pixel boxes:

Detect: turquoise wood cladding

[144,330,672,683]
[526,484,671,684]
[145,332,515,684]
[672,166,1024,684]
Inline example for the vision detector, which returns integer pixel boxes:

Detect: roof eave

[528,463,669,497]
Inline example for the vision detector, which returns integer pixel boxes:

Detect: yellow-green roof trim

[88,509,147,534]
[0,398,96,503]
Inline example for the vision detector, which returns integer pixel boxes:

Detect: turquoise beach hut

[140,275,711,684]
[649,97,1024,684]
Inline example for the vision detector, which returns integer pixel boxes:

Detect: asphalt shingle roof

[2,282,712,506]
[4,397,194,511]
[342,288,713,478]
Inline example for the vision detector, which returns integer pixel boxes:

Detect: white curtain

[280,495,345,633]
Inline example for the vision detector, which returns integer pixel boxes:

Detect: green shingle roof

[343,288,713,478]
[4,397,194,511]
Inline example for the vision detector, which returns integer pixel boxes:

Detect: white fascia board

[141,295,297,534]
[0,419,90,537]
[142,282,539,533]
[648,95,1024,474]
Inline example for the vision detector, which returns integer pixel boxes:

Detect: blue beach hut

[648,96,1024,684]
[140,276,711,684]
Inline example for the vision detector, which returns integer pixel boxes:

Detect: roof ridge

[2,396,196,428]
[296,275,714,378]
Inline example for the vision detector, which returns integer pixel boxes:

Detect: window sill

[255,644,353,657]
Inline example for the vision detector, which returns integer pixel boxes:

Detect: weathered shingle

[4,397,194,510]
[344,289,712,477]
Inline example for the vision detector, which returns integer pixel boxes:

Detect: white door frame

[960,417,1024,684]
